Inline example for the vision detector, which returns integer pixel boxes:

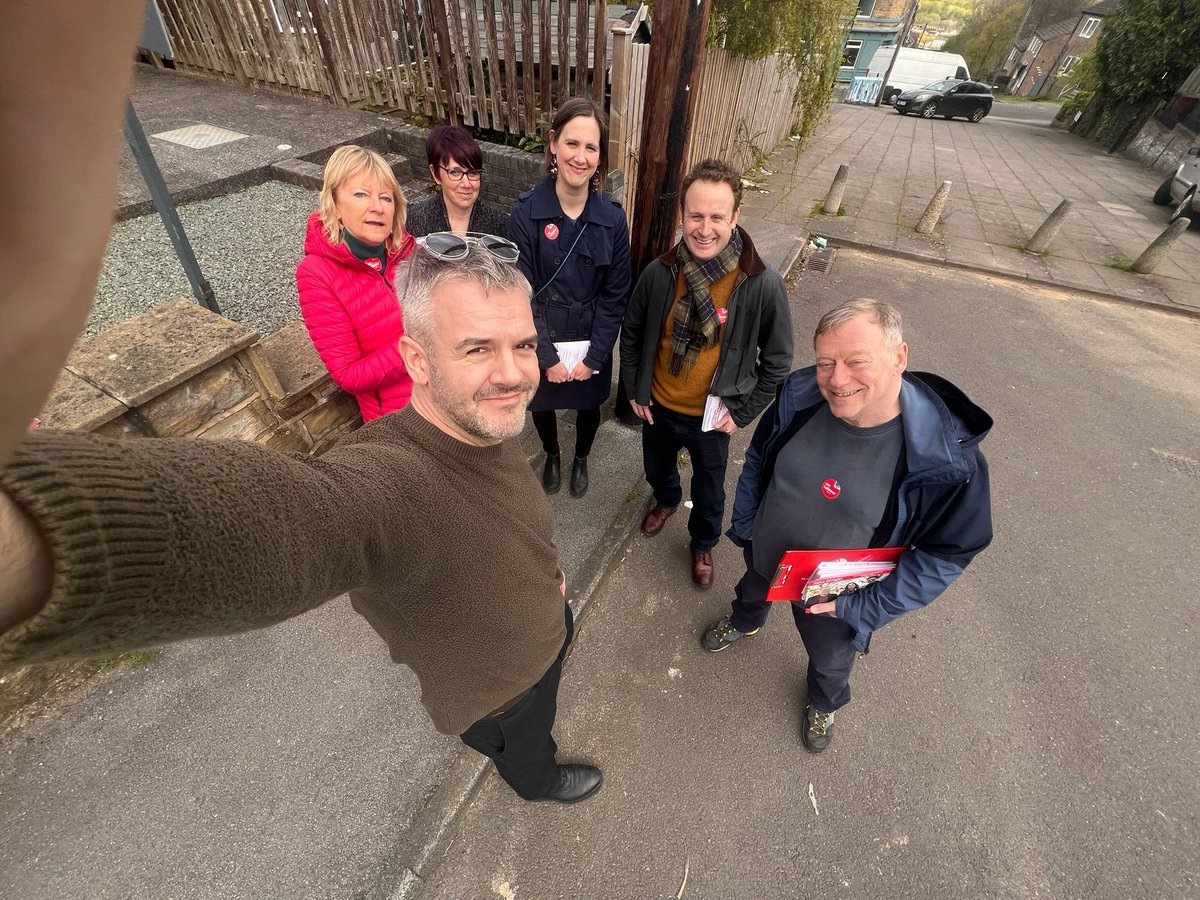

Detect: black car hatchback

[894,79,993,122]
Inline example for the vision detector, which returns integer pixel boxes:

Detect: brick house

[837,0,910,83]
[1004,18,1076,96]
[1037,0,1118,98]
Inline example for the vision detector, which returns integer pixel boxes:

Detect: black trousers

[459,604,574,800]
[641,401,730,552]
[532,409,602,458]
[728,545,859,713]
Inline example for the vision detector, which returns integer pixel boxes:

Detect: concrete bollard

[1132,216,1192,274]
[916,181,952,234]
[823,164,850,214]
[1024,199,1073,254]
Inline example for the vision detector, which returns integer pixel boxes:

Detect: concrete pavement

[743,100,1200,317]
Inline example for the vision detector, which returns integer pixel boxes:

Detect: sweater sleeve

[0,431,384,669]
[296,258,408,395]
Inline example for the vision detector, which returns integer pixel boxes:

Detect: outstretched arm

[0,1,146,468]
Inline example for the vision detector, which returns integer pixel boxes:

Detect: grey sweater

[0,405,566,735]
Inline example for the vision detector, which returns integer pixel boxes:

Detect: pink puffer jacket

[296,211,416,422]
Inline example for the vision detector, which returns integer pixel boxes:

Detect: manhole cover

[152,123,249,149]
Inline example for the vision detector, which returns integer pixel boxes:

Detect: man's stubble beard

[427,357,535,444]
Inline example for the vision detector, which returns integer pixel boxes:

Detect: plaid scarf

[668,229,744,377]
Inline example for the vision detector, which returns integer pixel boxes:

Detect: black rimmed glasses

[418,231,520,264]
[438,166,482,182]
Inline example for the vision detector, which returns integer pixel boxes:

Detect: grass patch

[98,650,161,671]
[1107,254,1134,272]
[1005,242,1048,257]
[810,201,847,216]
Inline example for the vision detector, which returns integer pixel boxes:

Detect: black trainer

[701,616,760,652]
[801,701,836,753]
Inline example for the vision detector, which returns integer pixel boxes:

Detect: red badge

[716,307,728,325]
[820,478,842,500]
[364,257,382,271]
[544,223,560,240]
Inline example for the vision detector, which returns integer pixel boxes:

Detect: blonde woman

[296,145,416,421]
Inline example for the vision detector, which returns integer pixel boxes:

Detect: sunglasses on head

[417,232,520,265]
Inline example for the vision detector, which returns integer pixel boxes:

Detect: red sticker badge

[820,478,842,500]
[716,307,728,325]
[364,257,382,272]
[544,223,560,240]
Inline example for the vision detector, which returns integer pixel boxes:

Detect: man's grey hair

[399,244,532,345]
[814,298,904,349]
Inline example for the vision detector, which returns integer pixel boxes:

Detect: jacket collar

[657,226,766,277]
[775,368,991,482]
[529,175,610,225]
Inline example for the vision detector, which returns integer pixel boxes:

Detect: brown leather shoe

[691,550,714,588]
[640,504,677,537]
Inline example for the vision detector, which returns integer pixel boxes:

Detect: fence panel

[152,0,613,134]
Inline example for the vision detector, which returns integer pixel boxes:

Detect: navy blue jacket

[507,177,631,410]
[729,367,993,652]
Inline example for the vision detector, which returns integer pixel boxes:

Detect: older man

[703,298,993,752]
[620,159,793,588]
[0,242,602,804]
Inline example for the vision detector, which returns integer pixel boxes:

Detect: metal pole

[121,99,219,314]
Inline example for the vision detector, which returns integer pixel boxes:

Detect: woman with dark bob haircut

[507,97,631,498]
[405,124,509,237]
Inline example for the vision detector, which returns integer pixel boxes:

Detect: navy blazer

[507,176,632,373]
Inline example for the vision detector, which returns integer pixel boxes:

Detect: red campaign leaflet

[767,547,906,604]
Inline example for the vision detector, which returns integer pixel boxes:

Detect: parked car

[1152,147,1200,225]
[894,79,993,122]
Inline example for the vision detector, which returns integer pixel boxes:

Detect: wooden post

[628,0,713,279]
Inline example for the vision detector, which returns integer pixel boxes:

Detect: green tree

[709,0,858,145]
[942,0,1025,76]
[1094,0,1200,107]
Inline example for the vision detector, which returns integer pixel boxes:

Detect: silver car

[1153,147,1200,224]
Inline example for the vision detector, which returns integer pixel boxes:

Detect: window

[1080,17,1100,38]
[842,40,863,68]
[1006,49,1017,66]
[1058,55,1079,75]
[856,0,876,17]
[1029,36,1043,56]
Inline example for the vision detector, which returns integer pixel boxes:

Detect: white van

[867,46,971,105]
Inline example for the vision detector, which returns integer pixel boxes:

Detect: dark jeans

[641,401,730,552]
[532,408,601,458]
[459,604,574,800]
[729,545,858,713]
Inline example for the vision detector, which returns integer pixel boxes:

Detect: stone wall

[40,299,360,452]
[1127,117,1198,176]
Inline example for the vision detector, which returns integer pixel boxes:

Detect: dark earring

[549,153,558,177]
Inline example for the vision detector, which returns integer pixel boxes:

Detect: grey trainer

[701,616,760,652]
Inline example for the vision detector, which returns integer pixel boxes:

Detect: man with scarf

[620,159,794,587]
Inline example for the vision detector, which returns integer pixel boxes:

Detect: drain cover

[152,123,249,149]
[800,240,837,275]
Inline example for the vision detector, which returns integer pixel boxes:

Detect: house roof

[1083,0,1119,15]
[1034,17,1077,41]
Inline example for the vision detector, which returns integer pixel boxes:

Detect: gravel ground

[89,181,318,338]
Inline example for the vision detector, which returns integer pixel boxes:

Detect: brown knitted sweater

[0,405,567,735]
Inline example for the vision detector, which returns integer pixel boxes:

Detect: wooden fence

[608,16,803,214]
[154,0,613,135]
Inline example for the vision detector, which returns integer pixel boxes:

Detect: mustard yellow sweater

[0,405,566,735]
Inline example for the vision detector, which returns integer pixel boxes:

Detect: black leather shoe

[569,456,589,497]
[542,453,561,494]
[533,764,604,804]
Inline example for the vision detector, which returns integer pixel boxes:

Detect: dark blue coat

[729,368,993,652]
[507,177,631,411]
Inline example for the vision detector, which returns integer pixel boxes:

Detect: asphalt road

[987,99,1063,126]
[418,249,1200,900]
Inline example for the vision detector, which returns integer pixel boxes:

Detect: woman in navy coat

[508,98,631,498]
